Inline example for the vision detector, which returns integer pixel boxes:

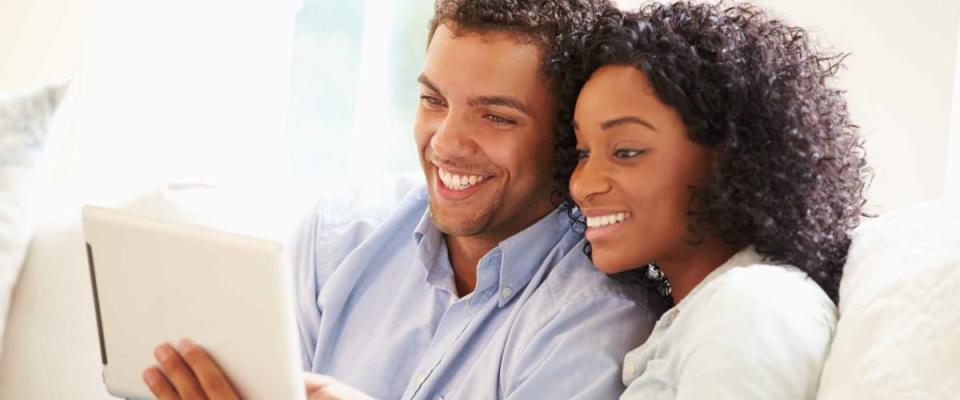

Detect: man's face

[415,23,557,241]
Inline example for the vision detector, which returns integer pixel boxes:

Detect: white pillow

[817,198,960,399]
[0,82,69,354]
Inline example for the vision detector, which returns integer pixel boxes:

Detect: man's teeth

[439,168,486,190]
[586,212,631,228]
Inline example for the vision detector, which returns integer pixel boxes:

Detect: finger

[177,338,240,400]
[154,343,207,400]
[304,373,340,389]
[144,366,182,400]
[304,374,375,400]
[304,374,337,399]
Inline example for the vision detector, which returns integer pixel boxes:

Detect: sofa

[1,178,958,399]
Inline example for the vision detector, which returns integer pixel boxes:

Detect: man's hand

[304,374,376,400]
[142,338,240,400]
[141,338,375,400]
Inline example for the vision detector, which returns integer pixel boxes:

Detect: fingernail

[155,344,174,362]
[143,368,158,386]
[178,337,195,352]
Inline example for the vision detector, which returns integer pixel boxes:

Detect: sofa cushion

[817,198,960,399]
[0,207,116,399]
[0,82,69,355]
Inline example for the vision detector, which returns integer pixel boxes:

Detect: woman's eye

[614,149,644,159]
[484,114,516,126]
[575,149,590,160]
[420,95,445,107]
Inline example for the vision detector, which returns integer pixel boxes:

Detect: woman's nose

[570,157,611,206]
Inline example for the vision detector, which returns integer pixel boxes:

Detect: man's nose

[431,112,477,160]
[570,157,612,206]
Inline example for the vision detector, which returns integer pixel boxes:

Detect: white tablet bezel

[82,205,305,400]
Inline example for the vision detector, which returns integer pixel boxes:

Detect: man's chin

[428,205,492,237]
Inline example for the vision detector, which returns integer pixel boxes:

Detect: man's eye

[420,95,445,107]
[484,114,516,125]
[614,149,644,159]
[575,149,590,160]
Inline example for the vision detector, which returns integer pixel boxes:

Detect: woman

[549,2,869,398]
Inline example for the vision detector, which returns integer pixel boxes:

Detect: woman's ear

[707,149,723,170]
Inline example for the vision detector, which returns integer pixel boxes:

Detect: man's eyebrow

[601,116,657,132]
[468,95,532,117]
[418,73,531,117]
[417,74,442,94]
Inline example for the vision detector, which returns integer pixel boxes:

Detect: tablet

[82,205,306,400]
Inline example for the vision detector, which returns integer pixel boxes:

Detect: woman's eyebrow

[601,116,657,132]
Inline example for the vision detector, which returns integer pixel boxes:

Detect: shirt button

[624,361,638,377]
[501,287,513,298]
[416,372,428,384]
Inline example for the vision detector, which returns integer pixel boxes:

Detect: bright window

[285,0,431,179]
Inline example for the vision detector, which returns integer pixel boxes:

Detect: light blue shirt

[620,248,837,399]
[290,178,662,400]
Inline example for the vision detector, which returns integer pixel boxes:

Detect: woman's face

[570,65,716,274]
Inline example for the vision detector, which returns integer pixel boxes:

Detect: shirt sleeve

[288,173,426,371]
[503,292,658,400]
[287,195,390,371]
[672,273,837,400]
[288,201,323,370]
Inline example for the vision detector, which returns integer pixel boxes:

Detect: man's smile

[434,166,494,200]
[438,167,490,190]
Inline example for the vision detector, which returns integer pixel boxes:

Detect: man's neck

[444,234,499,297]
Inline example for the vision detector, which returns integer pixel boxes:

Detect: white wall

[2,0,300,191]
[4,0,957,208]
[0,0,90,91]
[617,0,960,212]
[947,20,960,200]
[67,0,299,188]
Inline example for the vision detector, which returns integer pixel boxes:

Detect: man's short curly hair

[548,1,870,302]
[428,0,612,49]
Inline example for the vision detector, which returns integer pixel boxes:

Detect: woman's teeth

[586,212,631,228]
[439,168,486,190]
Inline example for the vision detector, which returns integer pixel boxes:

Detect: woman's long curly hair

[547,1,870,303]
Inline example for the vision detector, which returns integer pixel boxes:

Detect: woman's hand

[142,338,240,400]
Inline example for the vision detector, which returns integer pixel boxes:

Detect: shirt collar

[413,207,437,248]
[675,246,763,312]
[495,208,570,306]
[413,209,450,291]
[412,206,572,306]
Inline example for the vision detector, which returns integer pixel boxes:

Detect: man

[142,1,662,399]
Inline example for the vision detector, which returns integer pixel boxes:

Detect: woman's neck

[657,239,742,304]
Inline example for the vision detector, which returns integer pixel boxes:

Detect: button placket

[402,298,479,400]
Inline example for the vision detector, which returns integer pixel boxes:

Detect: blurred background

[1,0,958,211]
